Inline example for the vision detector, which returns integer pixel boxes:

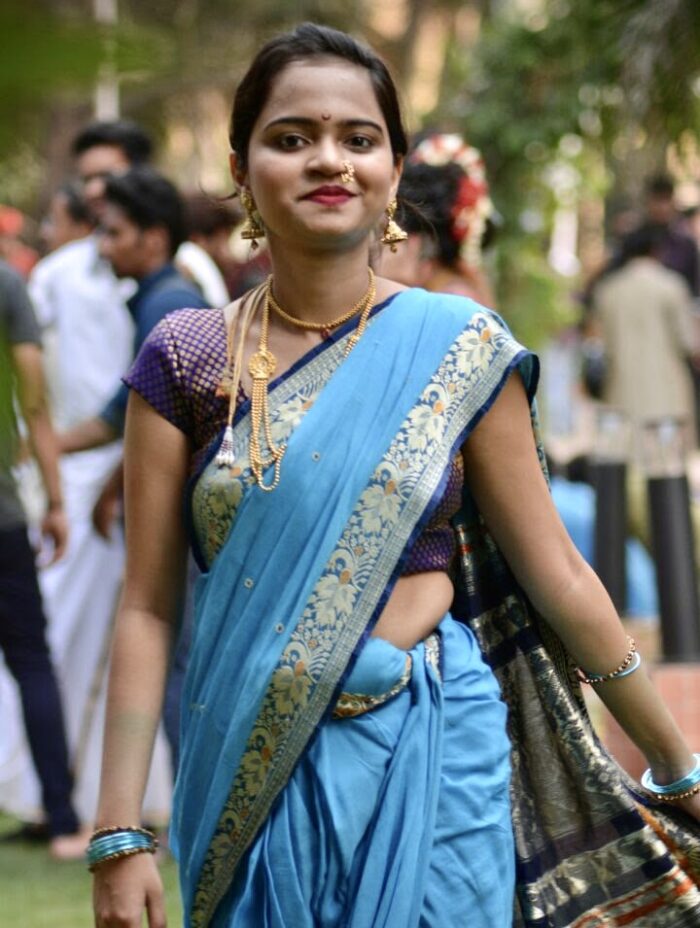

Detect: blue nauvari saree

[141,288,700,927]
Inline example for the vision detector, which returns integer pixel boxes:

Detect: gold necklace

[216,270,377,491]
[247,291,285,491]
[268,269,376,340]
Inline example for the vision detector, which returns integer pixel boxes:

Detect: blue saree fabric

[171,290,535,927]
[212,616,513,928]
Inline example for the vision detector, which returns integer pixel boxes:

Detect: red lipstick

[302,185,355,205]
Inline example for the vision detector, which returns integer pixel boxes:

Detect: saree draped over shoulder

[127,288,700,928]
[169,291,528,927]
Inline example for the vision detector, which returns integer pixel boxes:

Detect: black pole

[647,474,700,661]
[593,461,627,614]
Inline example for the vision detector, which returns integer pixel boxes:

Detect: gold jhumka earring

[239,188,265,249]
[340,160,356,184]
[380,198,407,252]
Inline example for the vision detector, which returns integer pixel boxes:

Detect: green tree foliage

[433,0,700,346]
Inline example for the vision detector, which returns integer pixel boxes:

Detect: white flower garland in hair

[409,133,493,269]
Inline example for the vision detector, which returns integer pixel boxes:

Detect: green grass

[0,814,183,927]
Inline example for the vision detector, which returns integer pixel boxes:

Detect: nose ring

[340,161,356,184]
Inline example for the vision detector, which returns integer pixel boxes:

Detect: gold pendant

[248,349,277,380]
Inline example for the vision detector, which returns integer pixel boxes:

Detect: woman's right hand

[93,852,166,927]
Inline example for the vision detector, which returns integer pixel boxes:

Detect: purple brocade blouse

[125,307,462,575]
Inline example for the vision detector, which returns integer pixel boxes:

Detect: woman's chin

[284,221,375,253]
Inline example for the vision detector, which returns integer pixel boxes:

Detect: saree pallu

[168,288,700,927]
[453,509,700,927]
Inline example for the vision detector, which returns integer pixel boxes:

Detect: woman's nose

[307,139,344,175]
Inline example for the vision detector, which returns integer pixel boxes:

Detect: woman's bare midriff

[372,571,454,650]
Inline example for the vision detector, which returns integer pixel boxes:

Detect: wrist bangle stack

[86,825,158,872]
[641,753,700,802]
[578,636,641,684]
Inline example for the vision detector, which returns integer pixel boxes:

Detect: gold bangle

[87,844,157,873]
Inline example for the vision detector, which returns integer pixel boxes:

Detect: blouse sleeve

[123,315,193,436]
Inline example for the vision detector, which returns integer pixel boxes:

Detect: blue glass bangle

[641,753,700,797]
[89,832,152,849]
[87,834,151,860]
[87,840,151,866]
[87,829,155,868]
[580,649,641,684]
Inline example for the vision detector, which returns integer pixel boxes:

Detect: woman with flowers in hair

[382,133,496,307]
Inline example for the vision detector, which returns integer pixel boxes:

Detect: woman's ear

[389,155,404,202]
[229,152,246,189]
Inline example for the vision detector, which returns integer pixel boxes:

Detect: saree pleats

[212,617,513,928]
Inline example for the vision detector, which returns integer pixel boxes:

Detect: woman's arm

[92,391,190,928]
[462,372,699,820]
[12,342,67,563]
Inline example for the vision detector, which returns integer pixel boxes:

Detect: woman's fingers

[146,886,168,928]
[92,854,165,928]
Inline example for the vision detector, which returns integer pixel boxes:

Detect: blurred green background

[4,0,700,346]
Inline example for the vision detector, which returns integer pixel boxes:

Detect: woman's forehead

[257,58,384,125]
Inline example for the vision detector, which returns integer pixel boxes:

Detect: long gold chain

[248,293,285,491]
[219,270,377,491]
[268,269,376,337]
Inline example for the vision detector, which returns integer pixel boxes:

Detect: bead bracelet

[641,753,700,802]
[578,637,639,684]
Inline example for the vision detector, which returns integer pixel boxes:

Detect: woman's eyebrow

[263,116,384,133]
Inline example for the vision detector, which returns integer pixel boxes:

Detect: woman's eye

[277,134,306,150]
[347,135,374,150]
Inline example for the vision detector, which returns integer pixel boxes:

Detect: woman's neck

[265,240,378,325]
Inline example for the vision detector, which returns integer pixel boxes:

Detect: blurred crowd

[1,116,699,855]
[0,119,272,858]
[581,173,700,453]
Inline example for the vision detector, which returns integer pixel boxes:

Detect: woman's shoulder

[400,286,501,328]
[159,305,227,341]
[133,306,227,384]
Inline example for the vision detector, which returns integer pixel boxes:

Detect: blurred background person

[0,258,86,858]
[30,182,96,414]
[60,165,210,457]
[59,165,209,776]
[38,182,94,255]
[0,206,39,278]
[639,173,699,297]
[591,225,698,454]
[381,133,496,307]
[176,193,235,307]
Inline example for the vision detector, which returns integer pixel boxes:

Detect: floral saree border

[190,311,528,926]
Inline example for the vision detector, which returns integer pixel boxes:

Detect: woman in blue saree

[91,23,700,928]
